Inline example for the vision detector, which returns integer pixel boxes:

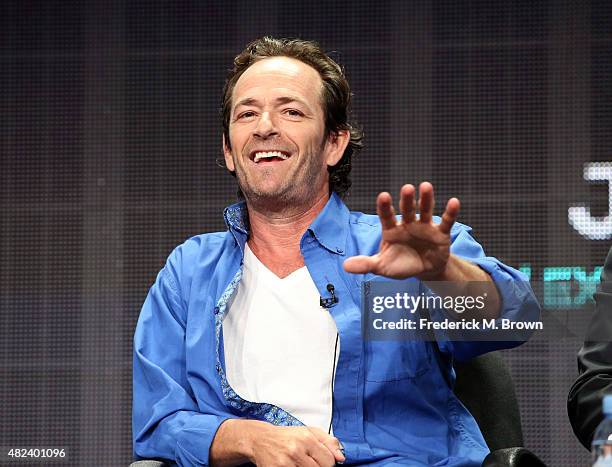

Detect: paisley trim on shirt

[223,203,249,234]
[213,265,303,426]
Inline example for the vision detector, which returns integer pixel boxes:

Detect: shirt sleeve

[567,246,612,449]
[132,254,232,466]
[431,224,541,362]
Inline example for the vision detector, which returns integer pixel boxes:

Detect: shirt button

[336,247,344,253]
[214,307,219,314]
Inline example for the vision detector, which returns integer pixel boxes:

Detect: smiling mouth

[252,150,291,163]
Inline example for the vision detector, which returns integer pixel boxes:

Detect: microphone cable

[328,331,340,435]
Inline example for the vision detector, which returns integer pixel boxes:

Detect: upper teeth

[254,151,289,162]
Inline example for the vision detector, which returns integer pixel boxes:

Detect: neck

[245,193,330,276]
[247,192,329,251]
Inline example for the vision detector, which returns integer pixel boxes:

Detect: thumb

[343,255,378,274]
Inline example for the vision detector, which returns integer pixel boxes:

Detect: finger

[399,184,416,223]
[308,428,346,464]
[321,440,345,464]
[418,181,434,224]
[297,455,320,467]
[343,255,379,275]
[439,197,460,234]
[376,192,397,230]
[305,442,336,467]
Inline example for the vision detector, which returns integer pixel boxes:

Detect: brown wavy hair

[221,37,363,198]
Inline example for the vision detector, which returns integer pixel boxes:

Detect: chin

[243,185,288,201]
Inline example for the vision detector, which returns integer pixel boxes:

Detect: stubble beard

[234,146,327,215]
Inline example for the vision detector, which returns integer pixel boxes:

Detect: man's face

[223,56,345,208]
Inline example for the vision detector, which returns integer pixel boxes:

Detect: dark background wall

[1,1,610,465]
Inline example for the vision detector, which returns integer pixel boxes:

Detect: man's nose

[253,112,279,139]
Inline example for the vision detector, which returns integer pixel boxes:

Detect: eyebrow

[232,96,312,113]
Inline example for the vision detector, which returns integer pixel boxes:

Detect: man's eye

[285,109,303,117]
[237,111,256,119]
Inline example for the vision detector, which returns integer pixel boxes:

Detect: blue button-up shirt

[133,193,540,466]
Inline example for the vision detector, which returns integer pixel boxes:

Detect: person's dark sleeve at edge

[568,246,612,449]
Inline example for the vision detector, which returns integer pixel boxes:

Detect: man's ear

[222,134,235,172]
[325,130,350,167]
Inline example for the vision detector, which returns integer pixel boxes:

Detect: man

[568,246,612,449]
[133,37,540,466]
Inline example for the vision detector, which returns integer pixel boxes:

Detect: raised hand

[343,182,460,280]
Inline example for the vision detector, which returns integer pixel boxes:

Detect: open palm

[344,182,460,280]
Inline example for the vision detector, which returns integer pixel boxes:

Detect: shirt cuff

[173,414,234,466]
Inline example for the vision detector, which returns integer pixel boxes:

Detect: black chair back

[454,352,524,450]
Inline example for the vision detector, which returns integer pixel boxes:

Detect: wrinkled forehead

[232,56,324,109]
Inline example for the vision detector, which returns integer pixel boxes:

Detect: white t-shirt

[223,244,339,432]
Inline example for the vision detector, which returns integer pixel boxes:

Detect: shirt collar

[223,192,349,255]
[306,192,349,255]
[223,200,249,255]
